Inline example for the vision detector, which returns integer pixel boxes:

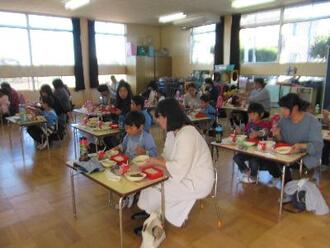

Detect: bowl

[132,155,150,166]
[236,135,247,142]
[125,172,146,182]
[106,149,119,157]
[101,159,116,168]
[275,146,292,155]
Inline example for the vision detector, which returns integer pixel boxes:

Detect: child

[200,94,216,121]
[184,83,200,109]
[233,103,271,183]
[117,111,157,160]
[27,96,58,150]
[97,84,111,106]
[131,95,152,132]
[115,111,157,208]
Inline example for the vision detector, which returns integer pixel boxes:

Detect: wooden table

[211,141,305,218]
[6,116,48,158]
[72,108,112,122]
[222,104,248,112]
[71,124,121,158]
[66,160,168,248]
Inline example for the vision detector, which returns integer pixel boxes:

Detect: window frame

[240,2,330,65]
[0,11,75,91]
[190,24,216,65]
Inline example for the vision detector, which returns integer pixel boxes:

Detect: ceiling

[0,0,308,25]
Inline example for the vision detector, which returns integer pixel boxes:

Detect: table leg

[20,127,25,160]
[299,159,303,178]
[95,137,99,153]
[279,165,286,218]
[118,197,124,248]
[73,128,77,159]
[70,169,77,217]
[45,124,50,151]
[161,182,165,227]
[8,122,12,148]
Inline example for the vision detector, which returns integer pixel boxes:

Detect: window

[191,24,216,64]
[240,2,330,64]
[34,76,75,90]
[95,21,126,65]
[0,11,75,90]
[98,74,127,85]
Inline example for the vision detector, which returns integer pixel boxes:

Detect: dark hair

[125,111,145,128]
[132,95,145,109]
[279,93,307,112]
[1,82,11,93]
[254,78,266,88]
[41,95,55,108]
[0,89,7,98]
[205,77,214,86]
[148,80,158,91]
[155,98,190,131]
[40,84,54,97]
[187,82,196,89]
[248,102,265,116]
[52,78,64,89]
[116,81,132,100]
[97,84,109,93]
[200,94,210,103]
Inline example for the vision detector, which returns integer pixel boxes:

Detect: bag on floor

[141,212,166,248]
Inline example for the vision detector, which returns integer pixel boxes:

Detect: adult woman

[270,93,323,183]
[183,82,200,109]
[1,82,20,116]
[52,78,71,114]
[248,78,271,118]
[136,98,215,227]
[114,81,132,117]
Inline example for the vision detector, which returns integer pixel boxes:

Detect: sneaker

[37,140,48,150]
[240,175,256,184]
[131,211,150,221]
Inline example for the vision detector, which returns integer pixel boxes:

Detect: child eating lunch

[233,103,271,183]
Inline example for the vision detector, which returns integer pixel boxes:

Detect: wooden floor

[0,123,330,248]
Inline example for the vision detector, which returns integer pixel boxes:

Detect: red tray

[110,153,129,165]
[140,165,164,180]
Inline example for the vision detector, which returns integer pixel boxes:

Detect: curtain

[214,16,225,65]
[88,20,99,88]
[72,18,85,91]
[324,48,330,108]
[229,14,241,70]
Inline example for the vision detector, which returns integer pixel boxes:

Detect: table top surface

[66,160,169,197]
[322,129,330,141]
[73,108,111,116]
[71,123,120,137]
[6,116,46,126]
[211,141,305,165]
[222,104,248,112]
[187,115,212,123]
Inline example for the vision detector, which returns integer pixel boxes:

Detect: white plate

[101,159,116,168]
[275,146,291,155]
[131,155,149,166]
[125,172,146,182]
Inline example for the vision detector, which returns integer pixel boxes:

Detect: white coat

[138,125,215,227]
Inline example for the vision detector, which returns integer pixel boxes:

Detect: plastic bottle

[315,104,320,114]
[18,104,27,122]
[215,124,223,143]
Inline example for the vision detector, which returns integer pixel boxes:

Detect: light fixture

[159,12,186,23]
[65,0,90,10]
[232,0,275,9]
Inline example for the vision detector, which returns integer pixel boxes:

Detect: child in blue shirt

[27,95,58,150]
[131,95,153,132]
[118,111,157,160]
[200,94,216,121]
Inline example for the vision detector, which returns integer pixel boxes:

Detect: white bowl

[132,155,150,166]
[101,159,116,168]
[125,172,146,182]
[275,146,291,155]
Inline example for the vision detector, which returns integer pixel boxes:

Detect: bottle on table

[215,124,223,143]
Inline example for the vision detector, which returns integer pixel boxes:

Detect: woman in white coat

[135,98,215,229]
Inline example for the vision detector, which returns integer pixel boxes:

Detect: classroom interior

[0,0,330,247]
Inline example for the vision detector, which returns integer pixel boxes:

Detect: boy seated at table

[27,96,58,150]
[200,94,216,121]
[130,95,152,132]
[113,111,157,208]
[233,103,271,183]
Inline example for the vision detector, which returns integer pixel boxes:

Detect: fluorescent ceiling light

[65,0,90,10]
[159,12,186,23]
[232,0,275,8]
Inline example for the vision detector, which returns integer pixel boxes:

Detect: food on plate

[125,172,146,182]
[106,149,119,157]
[275,146,292,155]
[132,155,149,166]
[144,168,159,174]
[101,159,116,168]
